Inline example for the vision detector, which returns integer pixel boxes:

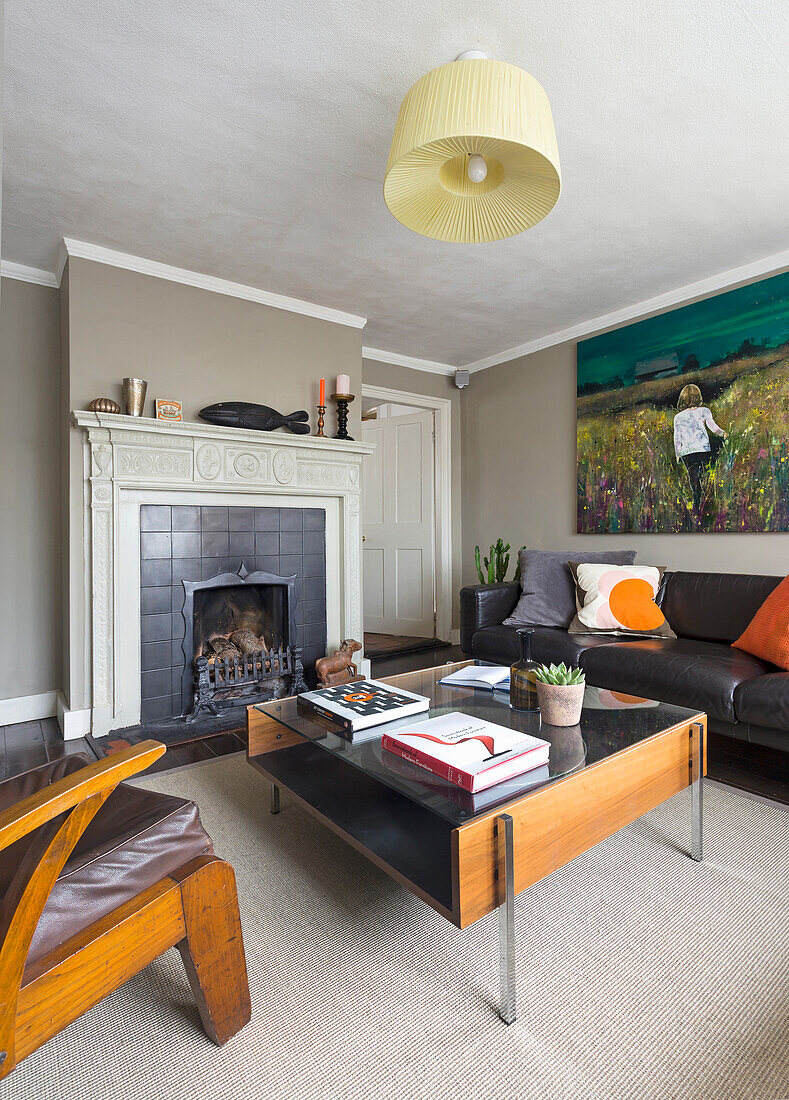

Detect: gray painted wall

[0,278,61,700]
[461,341,789,586]
[362,359,463,629]
[65,259,363,426]
[62,257,363,713]
[0,1,3,310]
[5,246,786,716]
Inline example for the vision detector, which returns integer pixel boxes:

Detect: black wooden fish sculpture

[198,402,311,434]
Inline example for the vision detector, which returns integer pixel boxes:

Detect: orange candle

[319,378,325,405]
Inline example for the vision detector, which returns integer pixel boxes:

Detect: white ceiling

[3,0,788,366]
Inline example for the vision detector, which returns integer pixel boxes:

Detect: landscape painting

[577,270,789,533]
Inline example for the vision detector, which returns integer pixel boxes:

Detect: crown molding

[56,240,69,285]
[8,242,788,377]
[60,239,368,329]
[0,261,59,288]
[362,346,456,375]
[464,247,789,373]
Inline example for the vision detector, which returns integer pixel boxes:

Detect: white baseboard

[57,693,92,740]
[0,690,59,726]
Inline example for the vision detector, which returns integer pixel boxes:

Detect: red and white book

[381,712,550,793]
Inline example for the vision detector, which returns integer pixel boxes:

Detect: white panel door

[362,409,435,636]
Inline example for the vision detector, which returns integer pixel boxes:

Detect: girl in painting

[673,383,728,517]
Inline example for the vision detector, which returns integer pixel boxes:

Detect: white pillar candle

[336,374,351,395]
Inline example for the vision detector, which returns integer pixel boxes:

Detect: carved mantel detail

[72,411,374,735]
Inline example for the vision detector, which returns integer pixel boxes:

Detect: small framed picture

[155,399,182,422]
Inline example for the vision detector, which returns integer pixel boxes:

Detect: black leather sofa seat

[460,570,787,747]
[734,673,789,733]
[579,638,777,724]
[473,625,616,667]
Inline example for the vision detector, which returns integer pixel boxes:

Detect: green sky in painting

[577,269,789,391]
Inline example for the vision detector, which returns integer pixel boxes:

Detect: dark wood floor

[0,717,246,778]
[370,642,465,679]
[1,649,787,803]
[0,718,96,777]
[706,731,789,805]
[364,633,453,660]
[138,730,247,774]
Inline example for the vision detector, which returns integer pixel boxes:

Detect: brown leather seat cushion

[579,638,777,722]
[0,754,212,966]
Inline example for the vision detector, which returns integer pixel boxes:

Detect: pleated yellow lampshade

[384,58,561,244]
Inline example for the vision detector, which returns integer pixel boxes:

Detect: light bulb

[467,154,487,183]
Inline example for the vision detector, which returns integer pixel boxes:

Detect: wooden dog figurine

[316,639,363,687]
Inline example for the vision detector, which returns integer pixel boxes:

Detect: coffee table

[246,662,705,1023]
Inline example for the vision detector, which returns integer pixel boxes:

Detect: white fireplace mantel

[71,411,374,737]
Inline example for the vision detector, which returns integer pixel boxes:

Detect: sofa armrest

[459,583,520,653]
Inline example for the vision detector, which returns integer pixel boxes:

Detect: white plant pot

[535,680,585,727]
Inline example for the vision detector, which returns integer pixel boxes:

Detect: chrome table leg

[496,812,516,1024]
[690,721,703,862]
[271,783,281,815]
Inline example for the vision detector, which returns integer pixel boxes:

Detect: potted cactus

[533,663,586,726]
[474,539,525,584]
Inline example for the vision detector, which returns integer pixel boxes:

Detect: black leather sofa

[460,571,788,750]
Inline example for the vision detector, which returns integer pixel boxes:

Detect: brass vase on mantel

[122,378,148,417]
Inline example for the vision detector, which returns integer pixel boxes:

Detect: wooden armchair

[0,741,250,1079]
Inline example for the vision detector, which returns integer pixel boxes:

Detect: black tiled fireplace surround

[139,504,327,724]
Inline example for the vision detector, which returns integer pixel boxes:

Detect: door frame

[361,384,453,644]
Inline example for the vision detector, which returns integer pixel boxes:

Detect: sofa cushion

[734,673,789,733]
[472,625,615,668]
[579,638,777,723]
[659,572,782,644]
[732,575,789,670]
[568,562,675,638]
[0,754,213,966]
[503,548,637,629]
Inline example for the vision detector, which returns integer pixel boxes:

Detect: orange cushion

[732,576,789,670]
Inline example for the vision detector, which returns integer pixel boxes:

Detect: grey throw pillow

[503,548,637,629]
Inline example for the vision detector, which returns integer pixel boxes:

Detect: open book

[439,665,510,691]
[381,712,549,793]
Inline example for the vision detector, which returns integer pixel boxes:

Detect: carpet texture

[8,754,789,1100]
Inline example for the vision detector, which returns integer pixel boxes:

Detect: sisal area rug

[8,754,789,1100]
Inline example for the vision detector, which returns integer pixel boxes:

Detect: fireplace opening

[181,564,307,719]
[194,583,287,662]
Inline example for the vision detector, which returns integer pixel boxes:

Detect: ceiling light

[384,52,561,244]
[467,155,488,183]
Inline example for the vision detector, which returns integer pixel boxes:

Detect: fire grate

[191,644,306,722]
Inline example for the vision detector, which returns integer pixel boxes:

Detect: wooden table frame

[247,676,706,1024]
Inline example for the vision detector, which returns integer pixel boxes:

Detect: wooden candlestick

[315,405,326,437]
[331,393,354,441]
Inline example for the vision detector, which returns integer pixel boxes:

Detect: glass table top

[254,663,703,827]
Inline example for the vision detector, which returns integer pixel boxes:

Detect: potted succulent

[533,663,586,726]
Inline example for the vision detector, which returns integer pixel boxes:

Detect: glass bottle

[510,628,540,711]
